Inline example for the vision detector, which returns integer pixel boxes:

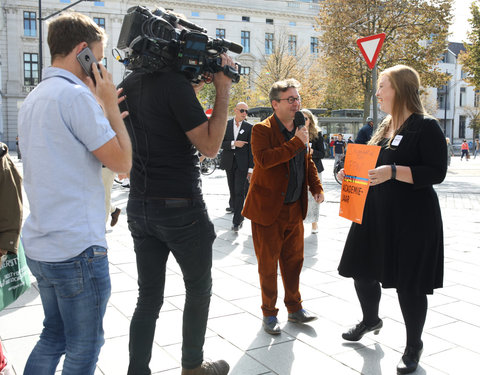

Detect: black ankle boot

[397,342,423,374]
[342,319,383,341]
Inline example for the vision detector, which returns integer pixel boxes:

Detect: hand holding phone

[76,47,102,84]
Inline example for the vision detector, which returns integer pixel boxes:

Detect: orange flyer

[339,144,381,224]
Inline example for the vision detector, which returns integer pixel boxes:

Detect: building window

[217,14,225,20]
[288,35,297,56]
[437,93,446,110]
[266,18,274,25]
[265,33,274,55]
[475,90,480,107]
[191,11,199,17]
[240,66,250,75]
[459,115,466,138]
[289,21,296,26]
[93,17,105,29]
[24,11,37,37]
[216,28,225,39]
[460,87,466,107]
[311,37,319,55]
[94,1,105,6]
[241,31,250,53]
[242,16,250,22]
[24,53,38,86]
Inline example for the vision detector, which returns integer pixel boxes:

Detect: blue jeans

[24,246,111,375]
[126,198,216,374]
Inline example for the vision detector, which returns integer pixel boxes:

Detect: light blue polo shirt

[18,67,116,262]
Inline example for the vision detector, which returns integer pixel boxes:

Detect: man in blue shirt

[18,12,131,375]
[355,117,374,144]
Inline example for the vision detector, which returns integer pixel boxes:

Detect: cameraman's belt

[154,198,199,208]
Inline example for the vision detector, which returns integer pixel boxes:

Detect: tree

[316,0,453,121]
[251,33,308,103]
[460,2,480,89]
[463,106,480,139]
[197,75,254,114]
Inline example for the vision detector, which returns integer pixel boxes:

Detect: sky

[449,0,475,43]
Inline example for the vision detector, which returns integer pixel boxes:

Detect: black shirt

[119,71,208,198]
[275,114,305,203]
[334,140,345,154]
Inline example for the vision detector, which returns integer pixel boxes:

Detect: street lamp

[38,0,95,82]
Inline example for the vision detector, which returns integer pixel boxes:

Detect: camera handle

[222,65,241,83]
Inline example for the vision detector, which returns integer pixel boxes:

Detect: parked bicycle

[200,149,223,176]
[200,157,217,175]
[333,154,345,185]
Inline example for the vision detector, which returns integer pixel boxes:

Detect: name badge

[239,129,245,134]
[392,135,403,146]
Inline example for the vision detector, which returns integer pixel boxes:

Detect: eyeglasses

[238,109,248,114]
[277,96,301,104]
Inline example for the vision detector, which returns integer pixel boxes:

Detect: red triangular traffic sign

[356,33,386,69]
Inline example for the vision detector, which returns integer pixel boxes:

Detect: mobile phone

[76,47,101,84]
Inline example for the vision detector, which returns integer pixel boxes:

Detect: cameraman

[120,40,234,375]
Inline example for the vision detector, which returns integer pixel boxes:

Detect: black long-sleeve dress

[338,114,447,294]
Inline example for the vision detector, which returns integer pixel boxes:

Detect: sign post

[356,33,386,128]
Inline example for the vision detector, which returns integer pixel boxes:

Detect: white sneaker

[0,361,15,375]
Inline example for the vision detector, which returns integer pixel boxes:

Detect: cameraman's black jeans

[126,198,216,374]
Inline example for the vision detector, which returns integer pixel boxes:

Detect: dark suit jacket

[242,115,323,226]
[220,118,254,171]
[310,134,325,174]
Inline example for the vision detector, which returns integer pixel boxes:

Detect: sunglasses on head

[239,109,248,114]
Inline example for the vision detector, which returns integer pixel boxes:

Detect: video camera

[116,5,242,83]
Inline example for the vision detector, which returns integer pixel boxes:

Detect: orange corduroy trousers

[251,200,305,317]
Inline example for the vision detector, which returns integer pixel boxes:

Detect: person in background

[219,102,254,232]
[15,136,21,161]
[474,138,479,159]
[329,137,335,158]
[302,109,325,234]
[333,134,345,164]
[0,142,22,375]
[356,117,374,144]
[446,137,454,167]
[101,167,122,227]
[460,139,469,161]
[337,65,447,374]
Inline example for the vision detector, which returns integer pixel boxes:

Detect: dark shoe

[288,309,318,324]
[342,319,383,341]
[110,207,121,227]
[231,222,243,232]
[181,360,230,375]
[225,207,234,213]
[397,343,423,374]
[263,316,281,335]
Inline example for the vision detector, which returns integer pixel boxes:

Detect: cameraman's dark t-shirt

[119,71,207,198]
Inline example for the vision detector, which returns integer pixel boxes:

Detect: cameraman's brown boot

[181,360,229,375]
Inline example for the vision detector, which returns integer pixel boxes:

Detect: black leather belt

[154,198,199,208]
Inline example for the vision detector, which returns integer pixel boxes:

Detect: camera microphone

[223,40,243,54]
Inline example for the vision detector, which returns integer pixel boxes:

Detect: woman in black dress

[337,65,447,374]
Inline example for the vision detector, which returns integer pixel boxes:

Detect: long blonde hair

[301,109,319,140]
[369,65,426,146]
